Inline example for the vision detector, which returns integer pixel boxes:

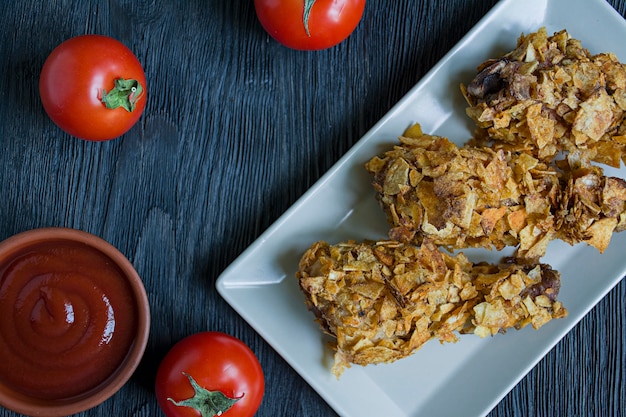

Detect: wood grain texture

[0,1,624,416]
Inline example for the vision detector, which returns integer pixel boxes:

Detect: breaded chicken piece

[462,27,626,167]
[297,239,567,376]
[365,125,626,259]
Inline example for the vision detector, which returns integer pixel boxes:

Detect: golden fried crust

[297,240,567,377]
[462,27,626,167]
[365,128,626,258]
[296,28,625,378]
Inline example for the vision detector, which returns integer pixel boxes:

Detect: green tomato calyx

[303,0,317,37]
[168,372,242,417]
[100,78,144,112]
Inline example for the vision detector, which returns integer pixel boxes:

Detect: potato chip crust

[297,240,567,376]
[296,28,626,377]
[462,27,626,167]
[365,126,626,258]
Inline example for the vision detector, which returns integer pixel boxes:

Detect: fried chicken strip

[365,125,626,258]
[462,27,626,167]
[297,239,567,376]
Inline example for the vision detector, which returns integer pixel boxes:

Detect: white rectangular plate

[216,0,626,415]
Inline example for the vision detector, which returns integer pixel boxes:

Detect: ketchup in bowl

[0,228,150,415]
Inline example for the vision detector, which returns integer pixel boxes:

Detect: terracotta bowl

[0,227,150,416]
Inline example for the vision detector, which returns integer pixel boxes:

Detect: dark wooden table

[1,1,624,416]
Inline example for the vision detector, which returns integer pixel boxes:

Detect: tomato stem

[167,372,242,417]
[303,0,317,37]
[100,78,144,112]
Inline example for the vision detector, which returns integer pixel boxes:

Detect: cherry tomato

[254,0,365,50]
[155,332,264,417]
[39,35,147,141]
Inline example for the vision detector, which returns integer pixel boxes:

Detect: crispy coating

[365,125,626,258]
[296,28,626,377]
[462,27,626,167]
[297,240,567,376]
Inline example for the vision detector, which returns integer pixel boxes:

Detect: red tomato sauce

[0,240,138,400]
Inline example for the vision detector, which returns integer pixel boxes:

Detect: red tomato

[39,35,147,141]
[254,0,365,50]
[155,332,264,417]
